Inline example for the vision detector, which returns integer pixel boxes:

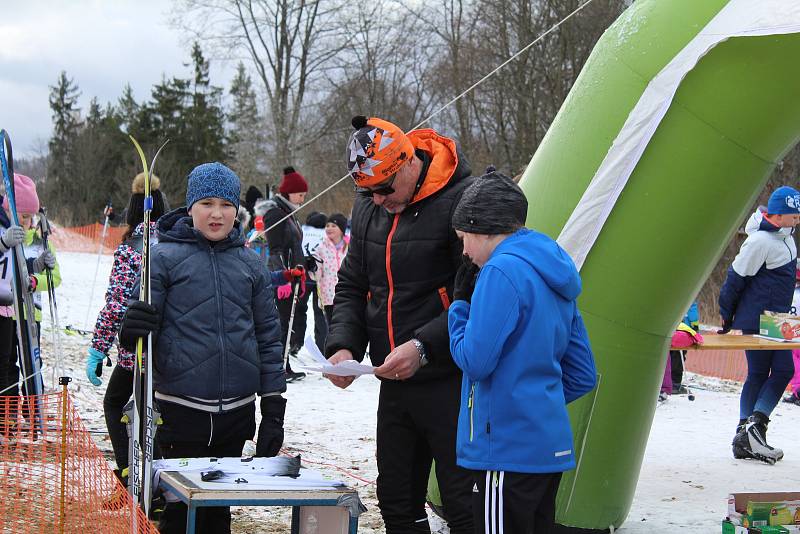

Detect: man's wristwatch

[411,338,428,367]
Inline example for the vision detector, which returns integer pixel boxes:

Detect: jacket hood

[157,207,244,249]
[745,208,793,236]
[491,228,581,301]
[408,129,472,205]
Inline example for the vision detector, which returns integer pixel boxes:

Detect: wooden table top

[675,333,800,351]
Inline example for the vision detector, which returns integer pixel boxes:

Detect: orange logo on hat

[347,117,414,187]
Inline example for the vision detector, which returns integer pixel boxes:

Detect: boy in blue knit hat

[720,185,800,464]
[119,162,287,534]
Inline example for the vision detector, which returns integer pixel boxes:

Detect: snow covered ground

[36,250,800,533]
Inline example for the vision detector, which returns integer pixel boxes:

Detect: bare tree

[174,0,347,171]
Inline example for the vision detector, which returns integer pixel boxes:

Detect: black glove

[304,256,318,274]
[717,318,733,335]
[118,300,160,351]
[256,396,287,457]
[453,256,479,302]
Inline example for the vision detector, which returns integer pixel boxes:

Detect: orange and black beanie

[346,116,414,188]
[279,166,308,195]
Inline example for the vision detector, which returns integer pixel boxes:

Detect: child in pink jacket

[316,213,348,328]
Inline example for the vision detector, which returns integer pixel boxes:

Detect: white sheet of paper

[298,336,375,376]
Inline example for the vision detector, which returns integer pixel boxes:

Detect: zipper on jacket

[210,248,227,411]
[468,384,475,442]
[438,287,450,310]
[385,214,400,350]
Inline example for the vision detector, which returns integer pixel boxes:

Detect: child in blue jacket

[720,185,800,464]
[448,172,597,534]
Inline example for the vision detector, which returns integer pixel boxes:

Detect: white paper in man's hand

[297,337,375,377]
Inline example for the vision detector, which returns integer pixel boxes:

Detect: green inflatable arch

[521,0,800,530]
[428,0,800,531]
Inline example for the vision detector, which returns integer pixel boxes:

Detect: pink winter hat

[2,174,40,214]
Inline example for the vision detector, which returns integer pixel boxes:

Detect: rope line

[248,0,599,242]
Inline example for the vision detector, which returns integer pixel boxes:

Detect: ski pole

[283,274,302,370]
[84,199,112,330]
[39,207,65,384]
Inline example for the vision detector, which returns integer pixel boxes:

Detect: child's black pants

[471,470,562,534]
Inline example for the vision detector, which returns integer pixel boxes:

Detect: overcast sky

[0,0,235,159]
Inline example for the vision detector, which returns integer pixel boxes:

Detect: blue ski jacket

[449,228,597,474]
[145,208,286,413]
[719,210,797,332]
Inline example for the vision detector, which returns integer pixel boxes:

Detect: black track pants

[156,401,256,534]
[472,470,562,534]
[103,365,133,471]
[376,374,474,534]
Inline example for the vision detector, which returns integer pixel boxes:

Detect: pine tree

[45,71,83,223]
[228,62,266,189]
[47,71,82,190]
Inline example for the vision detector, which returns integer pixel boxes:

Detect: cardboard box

[726,492,800,532]
[759,312,800,341]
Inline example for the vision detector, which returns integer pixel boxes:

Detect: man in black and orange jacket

[324,116,474,533]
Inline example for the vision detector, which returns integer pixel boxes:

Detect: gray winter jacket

[145,208,285,412]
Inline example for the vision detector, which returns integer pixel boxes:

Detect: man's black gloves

[453,256,479,303]
[256,396,287,457]
[118,300,160,351]
[717,318,733,335]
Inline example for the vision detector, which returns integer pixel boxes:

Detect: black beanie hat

[327,213,347,236]
[244,185,264,213]
[305,211,328,229]
[452,171,527,235]
[126,173,167,227]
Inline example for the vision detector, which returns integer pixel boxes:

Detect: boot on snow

[732,412,783,465]
[732,419,751,460]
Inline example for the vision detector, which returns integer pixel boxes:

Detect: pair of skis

[0,130,44,435]
[128,136,168,525]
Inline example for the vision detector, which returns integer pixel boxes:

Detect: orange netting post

[0,383,159,533]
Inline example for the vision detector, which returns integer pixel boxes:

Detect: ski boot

[732,419,752,460]
[732,412,783,464]
[782,392,800,406]
[285,362,306,383]
[102,469,129,511]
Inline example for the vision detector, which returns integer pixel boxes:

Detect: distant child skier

[447,172,597,533]
[85,173,167,480]
[720,185,800,464]
[118,163,287,534]
[315,213,349,340]
[0,174,60,406]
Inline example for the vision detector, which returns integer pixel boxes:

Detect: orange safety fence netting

[49,223,126,254]
[0,388,159,533]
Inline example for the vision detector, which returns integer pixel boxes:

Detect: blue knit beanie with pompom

[186,162,241,209]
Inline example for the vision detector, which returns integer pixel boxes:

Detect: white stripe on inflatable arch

[557,0,800,271]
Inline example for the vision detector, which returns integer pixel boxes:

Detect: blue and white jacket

[448,228,597,474]
[719,210,797,333]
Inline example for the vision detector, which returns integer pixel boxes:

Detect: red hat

[279,166,308,195]
[2,173,40,214]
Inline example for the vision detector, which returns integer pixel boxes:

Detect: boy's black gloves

[119,300,160,351]
[453,256,479,303]
[256,396,287,457]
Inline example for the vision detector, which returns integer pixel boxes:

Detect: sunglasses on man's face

[354,172,398,198]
